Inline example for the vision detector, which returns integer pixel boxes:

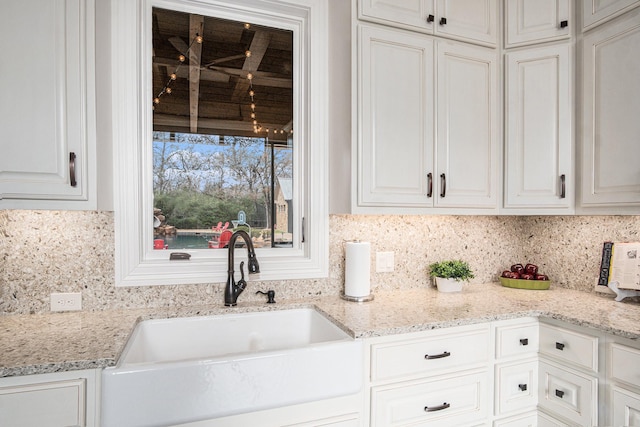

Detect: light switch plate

[376,251,394,273]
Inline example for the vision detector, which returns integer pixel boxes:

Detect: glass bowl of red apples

[499,263,550,290]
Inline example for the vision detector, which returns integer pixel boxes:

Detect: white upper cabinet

[435,40,498,208]
[505,0,571,47]
[356,25,434,208]
[359,0,498,46]
[504,43,573,211]
[582,0,640,29]
[0,0,96,210]
[580,8,640,210]
[354,24,498,212]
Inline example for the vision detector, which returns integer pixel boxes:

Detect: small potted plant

[428,260,475,292]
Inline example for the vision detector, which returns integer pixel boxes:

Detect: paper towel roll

[344,241,371,297]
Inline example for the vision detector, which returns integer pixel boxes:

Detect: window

[112,0,328,286]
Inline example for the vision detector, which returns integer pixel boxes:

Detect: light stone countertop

[2,283,640,378]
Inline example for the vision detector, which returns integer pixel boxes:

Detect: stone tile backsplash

[0,210,638,314]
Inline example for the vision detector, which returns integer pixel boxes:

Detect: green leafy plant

[429,260,475,281]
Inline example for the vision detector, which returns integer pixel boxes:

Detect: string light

[153,33,202,108]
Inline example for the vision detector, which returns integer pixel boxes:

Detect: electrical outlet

[376,251,395,273]
[50,292,82,312]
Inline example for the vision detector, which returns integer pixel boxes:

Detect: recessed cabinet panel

[0,0,95,207]
[539,323,598,372]
[613,386,640,427]
[505,0,570,47]
[359,0,434,32]
[582,0,640,29]
[610,343,640,387]
[495,321,540,359]
[435,41,498,208]
[504,43,572,209]
[357,25,434,207]
[495,360,538,414]
[581,9,640,207]
[436,0,498,45]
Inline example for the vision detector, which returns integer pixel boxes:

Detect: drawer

[613,386,640,427]
[611,343,640,387]
[539,323,598,371]
[371,370,488,427]
[538,360,597,426]
[495,321,539,359]
[537,411,570,427]
[493,411,537,427]
[495,360,538,415]
[371,327,490,382]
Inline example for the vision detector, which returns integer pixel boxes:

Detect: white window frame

[111,0,328,286]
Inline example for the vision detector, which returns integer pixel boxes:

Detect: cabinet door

[435,40,498,208]
[504,43,572,210]
[505,0,570,47]
[580,9,640,208]
[582,0,640,29]
[0,0,95,208]
[436,0,498,46]
[612,386,640,427]
[357,25,434,208]
[359,0,435,33]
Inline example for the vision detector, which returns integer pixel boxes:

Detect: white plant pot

[435,277,463,293]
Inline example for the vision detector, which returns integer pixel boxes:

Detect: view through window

[151,7,294,250]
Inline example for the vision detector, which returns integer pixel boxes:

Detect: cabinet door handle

[518,383,528,391]
[439,17,447,25]
[560,20,568,28]
[555,342,565,351]
[560,174,566,198]
[69,152,77,187]
[426,14,434,23]
[440,173,446,197]
[555,389,565,398]
[425,351,450,360]
[424,402,450,412]
[519,338,529,346]
[427,172,433,198]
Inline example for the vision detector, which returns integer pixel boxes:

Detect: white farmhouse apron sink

[101,308,362,427]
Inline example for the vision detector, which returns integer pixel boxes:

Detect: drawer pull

[424,402,450,412]
[69,152,77,187]
[424,351,450,360]
[555,342,565,351]
[519,338,529,346]
[518,383,527,391]
[555,389,565,399]
[560,20,568,28]
[426,14,435,23]
[439,17,447,26]
[440,173,446,197]
[427,172,433,198]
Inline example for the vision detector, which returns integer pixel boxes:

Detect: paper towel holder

[340,292,374,303]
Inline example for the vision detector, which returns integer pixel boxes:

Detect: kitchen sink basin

[101,308,362,427]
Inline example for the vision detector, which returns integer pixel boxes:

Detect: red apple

[502,270,512,278]
[535,274,549,281]
[521,273,534,280]
[525,263,538,275]
[511,272,521,279]
[511,264,525,274]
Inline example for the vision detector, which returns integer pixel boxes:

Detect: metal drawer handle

[520,338,529,346]
[518,383,528,391]
[424,351,450,360]
[555,342,565,351]
[439,17,447,25]
[426,14,434,23]
[560,174,566,198]
[69,152,77,187]
[427,172,433,198]
[440,173,446,197]
[560,20,568,28]
[555,389,565,398]
[425,402,450,412]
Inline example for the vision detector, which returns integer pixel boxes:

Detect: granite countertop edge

[2,283,640,378]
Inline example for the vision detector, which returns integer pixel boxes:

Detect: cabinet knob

[560,20,568,28]
[555,389,565,398]
[427,172,433,198]
[519,338,529,346]
[518,383,528,391]
[425,351,450,360]
[555,342,565,351]
[69,152,77,187]
[440,173,446,197]
[424,402,450,412]
[426,14,435,23]
[439,17,447,25]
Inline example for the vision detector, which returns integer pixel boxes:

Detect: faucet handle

[256,290,276,304]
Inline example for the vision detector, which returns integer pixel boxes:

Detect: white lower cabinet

[609,340,640,426]
[612,386,640,426]
[0,369,100,427]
